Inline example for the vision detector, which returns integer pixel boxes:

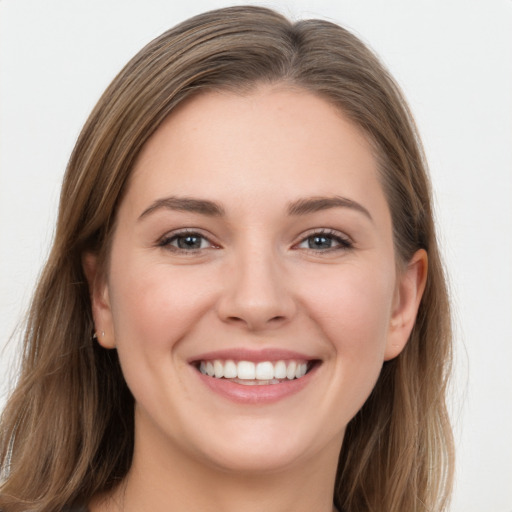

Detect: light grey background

[1,1,511,510]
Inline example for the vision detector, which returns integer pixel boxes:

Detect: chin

[187,419,330,475]
[201,445,310,475]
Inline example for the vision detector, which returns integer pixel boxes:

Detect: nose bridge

[217,238,295,330]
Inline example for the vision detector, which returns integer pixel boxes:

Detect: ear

[82,252,116,349]
[385,249,428,361]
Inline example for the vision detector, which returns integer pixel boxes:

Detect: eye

[296,230,352,252]
[158,230,214,252]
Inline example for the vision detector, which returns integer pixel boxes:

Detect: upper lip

[188,348,318,364]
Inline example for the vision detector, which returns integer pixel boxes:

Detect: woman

[0,6,453,512]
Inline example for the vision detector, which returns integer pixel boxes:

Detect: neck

[91,411,342,512]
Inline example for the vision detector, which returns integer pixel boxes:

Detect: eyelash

[295,229,353,253]
[157,229,215,254]
[157,228,353,255]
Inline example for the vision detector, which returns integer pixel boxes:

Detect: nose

[216,248,297,331]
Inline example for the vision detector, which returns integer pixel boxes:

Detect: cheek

[107,255,220,414]
[298,260,396,360]
[108,255,216,353]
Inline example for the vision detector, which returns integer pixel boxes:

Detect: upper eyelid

[292,230,354,253]
[158,229,217,247]
[160,228,213,240]
[295,228,352,243]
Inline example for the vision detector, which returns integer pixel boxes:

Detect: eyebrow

[138,194,372,222]
[287,195,373,221]
[138,196,225,220]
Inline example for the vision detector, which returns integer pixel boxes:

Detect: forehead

[124,86,387,219]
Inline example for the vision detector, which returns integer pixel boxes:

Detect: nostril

[227,315,286,323]
[269,315,286,322]
[225,315,287,328]
[227,316,245,324]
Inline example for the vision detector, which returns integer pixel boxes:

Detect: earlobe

[384,249,428,361]
[82,252,116,349]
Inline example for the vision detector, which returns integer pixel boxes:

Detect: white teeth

[286,361,297,380]
[274,360,287,379]
[198,359,311,382]
[223,360,237,378]
[214,360,224,378]
[256,361,274,380]
[237,361,256,380]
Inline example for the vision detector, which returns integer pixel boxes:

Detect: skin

[85,86,427,512]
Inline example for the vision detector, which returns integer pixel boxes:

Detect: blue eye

[159,231,212,251]
[297,231,352,251]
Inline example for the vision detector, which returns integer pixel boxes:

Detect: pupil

[178,235,201,249]
[309,235,331,249]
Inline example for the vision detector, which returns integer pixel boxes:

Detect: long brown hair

[0,6,453,511]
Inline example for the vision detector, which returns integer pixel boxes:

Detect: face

[87,87,426,475]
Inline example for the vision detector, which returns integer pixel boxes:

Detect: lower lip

[194,364,319,404]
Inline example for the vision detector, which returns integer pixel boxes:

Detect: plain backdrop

[1,0,511,510]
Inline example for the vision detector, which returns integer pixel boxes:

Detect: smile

[198,359,309,385]
[189,349,320,404]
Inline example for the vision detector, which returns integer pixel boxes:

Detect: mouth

[189,349,321,403]
[194,358,318,386]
